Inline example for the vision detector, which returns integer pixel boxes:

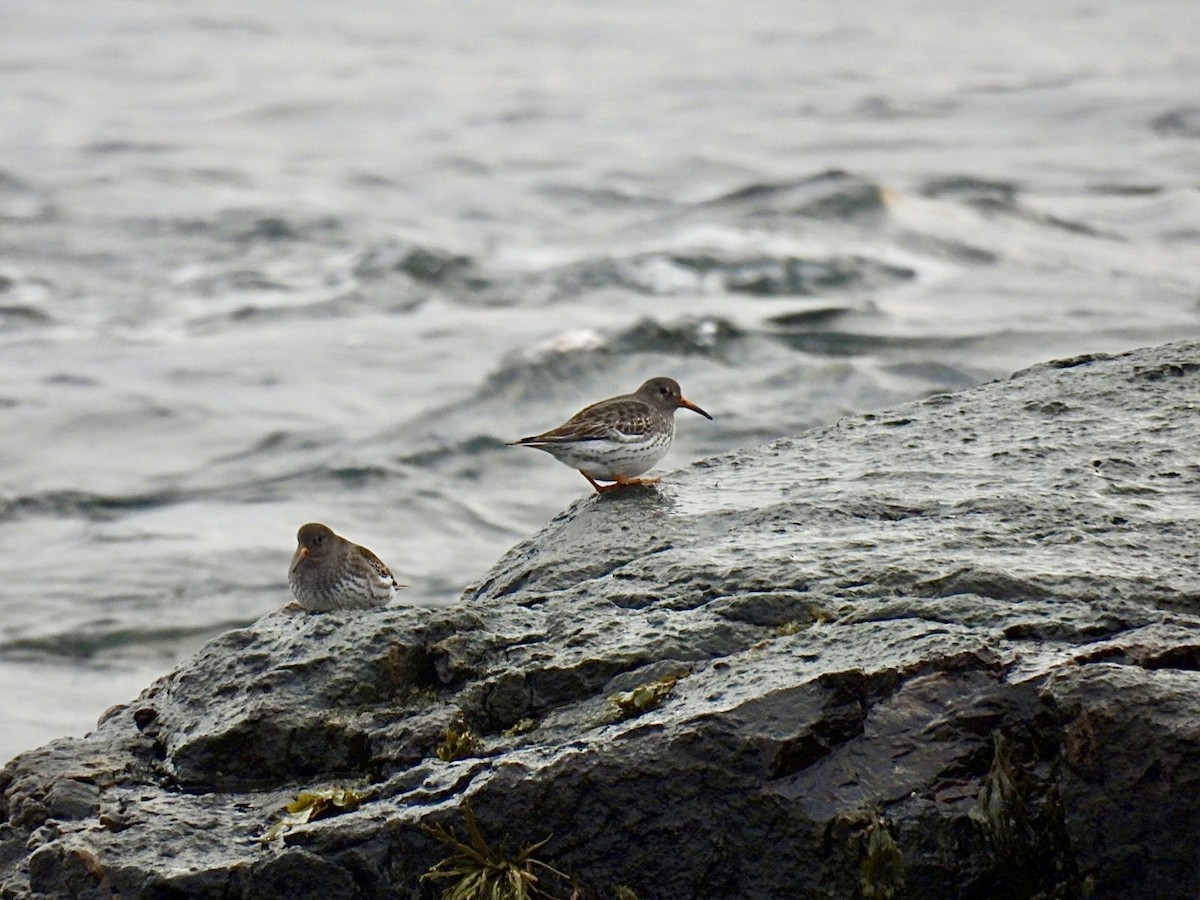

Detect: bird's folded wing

[528,401,655,443]
[357,546,398,588]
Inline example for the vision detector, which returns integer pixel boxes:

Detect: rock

[3,341,1200,899]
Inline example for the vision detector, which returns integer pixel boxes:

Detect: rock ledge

[3,342,1200,899]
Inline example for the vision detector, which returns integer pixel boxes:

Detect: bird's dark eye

[314,534,324,544]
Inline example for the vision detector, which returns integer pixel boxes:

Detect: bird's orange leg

[581,472,612,492]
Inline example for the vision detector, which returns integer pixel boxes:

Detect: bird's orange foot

[581,472,660,492]
[614,474,661,487]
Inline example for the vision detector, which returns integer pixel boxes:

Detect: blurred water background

[2,0,1199,763]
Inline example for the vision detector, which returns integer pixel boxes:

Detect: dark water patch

[347,171,398,188]
[131,214,215,237]
[855,94,957,120]
[898,232,998,264]
[548,256,678,297]
[499,248,910,303]
[482,315,746,397]
[83,140,172,156]
[186,270,292,295]
[237,216,298,241]
[1087,182,1163,197]
[538,183,673,212]
[671,253,916,297]
[324,465,397,486]
[921,176,1020,205]
[398,435,509,469]
[0,620,254,660]
[546,252,913,300]
[249,461,412,496]
[185,209,346,244]
[186,290,425,332]
[970,197,1113,237]
[703,170,887,220]
[210,430,310,462]
[767,305,855,328]
[0,305,53,327]
[0,170,52,220]
[43,373,98,387]
[238,99,346,123]
[612,316,745,356]
[184,168,252,186]
[881,360,985,390]
[478,346,613,399]
[920,176,1117,237]
[0,489,182,523]
[354,241,475,285]
[221,301,303,323]
[768,328,970,358]
[1151,107,1200,137]
[1162,227,1200,242]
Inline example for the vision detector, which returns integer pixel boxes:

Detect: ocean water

[2,0,1200,763]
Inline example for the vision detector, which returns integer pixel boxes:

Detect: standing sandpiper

[510,376,713,492]
[288,523,405,611]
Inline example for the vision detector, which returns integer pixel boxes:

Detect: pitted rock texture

[3,341,1200,899]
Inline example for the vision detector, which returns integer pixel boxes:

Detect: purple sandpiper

[288,522,405,611]
[510,376,712,492]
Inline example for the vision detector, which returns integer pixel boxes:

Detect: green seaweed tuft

[420,803,571,900]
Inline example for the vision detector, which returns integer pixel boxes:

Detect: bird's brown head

[295,522,337,561]
[637,377,713,420]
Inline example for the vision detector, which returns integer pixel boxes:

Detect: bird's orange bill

[679,396,713,419]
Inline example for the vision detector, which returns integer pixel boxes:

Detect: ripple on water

[700,170,888,221]
[0,489,182,523]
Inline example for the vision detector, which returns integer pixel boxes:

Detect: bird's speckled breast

[560,418,675,479]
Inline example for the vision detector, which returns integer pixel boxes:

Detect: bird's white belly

[554,436,671,480]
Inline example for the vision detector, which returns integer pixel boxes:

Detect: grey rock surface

[3,341,1200,899]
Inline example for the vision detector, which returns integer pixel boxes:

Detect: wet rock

[41,780,99,823]
[3,340,1200,899]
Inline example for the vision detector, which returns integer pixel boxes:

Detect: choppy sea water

[2,0,1200,763]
